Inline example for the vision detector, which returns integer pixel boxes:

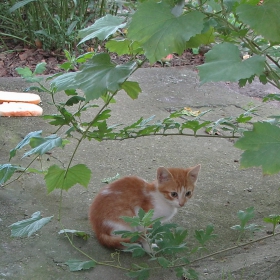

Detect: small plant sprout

[263,214,280,235]
[230,206,262,242]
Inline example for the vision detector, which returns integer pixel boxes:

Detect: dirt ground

[1,67,280,280]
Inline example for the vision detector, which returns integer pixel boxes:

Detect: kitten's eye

[171,192,178,198]
[185,191,192,197]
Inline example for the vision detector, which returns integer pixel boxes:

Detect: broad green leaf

[51,53,137,101]
[127,266,150,280]
[122,242,146,253]
[237,206,255,228]
[245,223,262,232]
[236,113,252,123]
[78,14,126,44]
[106,39,144,56]
[263,214,280,224]
[157,257,170,268]
[0,164,24,185]
[15,67,33,78]
[43,114,70,126]
[137,208,146,220]
[194,224,217,246]
[34,62,47,74]
[234,122,280,174]
[65,259,96,271]
[22,135,63,158]
[142,210,155,227]
[65,96,85,106]
[236,0,280,43]
[76,52,95,63]
[181,120,211,135]
[128,1,205,63]
[9,211,53,237]
[120,216,141,227]
[9,130,42,160]
[58,229,90,240]
[263,94,280,103]
[185,27,215,48]
[198,42,265,83]
[45,164,91,193]
[121,81,142,100]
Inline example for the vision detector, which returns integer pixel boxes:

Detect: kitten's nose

[179,202,184,207]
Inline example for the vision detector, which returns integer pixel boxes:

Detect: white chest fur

[150,190,177,223]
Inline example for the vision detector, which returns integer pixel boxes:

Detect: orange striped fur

[89,165,201,250]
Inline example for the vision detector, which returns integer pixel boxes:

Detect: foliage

[0,0,126,50]
[230,206,262,242]
[2,0,280,279]
[263,214,280,235]
[62,209,215,279]
[9,211,53,237]
[234,122,280,175]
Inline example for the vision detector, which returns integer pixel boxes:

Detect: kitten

[89,164,201,250]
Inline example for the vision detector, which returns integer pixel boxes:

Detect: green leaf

[65,259,96,271]
[22,135,63,158]
[263,214,280,225]
[9,0,36,12]
[142,209,155,227]
[236,113,252,123]
[127,266,150,280]
[157,257,170,268]
[51,53,137,101]
[65,96,85,106]
[78,14,126,44]
[198,43,265,83]
[45,164,91,193]
[181,120,211,135]
[236,0,280,43]
[58,229,90,240]
[43,114,70,126]
[263,94,280,103]
[76,52,95,63]
[128,1,205,63]
[34,62,47,74]
[236,206,255,229]
[0,164,24,185]
[121,81,142,100]
[120,216,141,227]
[9,211,53,237]
[15,66,33,78]
[9,130,42,160]
[185,27,215,48]
[195,224,217,246]
[127,245,146,257]
[234,122,280,174]
[106,39,144,56]
[244,223,262,232]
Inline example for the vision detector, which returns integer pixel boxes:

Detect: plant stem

[64,231,131,271]
[3,156,41,187]
[190,231,280,265]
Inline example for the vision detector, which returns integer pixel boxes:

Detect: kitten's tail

[97,233,131,249]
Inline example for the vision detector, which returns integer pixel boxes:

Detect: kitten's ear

[157,167,172,183]
[187,164,201,183]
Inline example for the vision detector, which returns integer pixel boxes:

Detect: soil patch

[0,41,204,77]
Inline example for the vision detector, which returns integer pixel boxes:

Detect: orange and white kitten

[89,164,201,250]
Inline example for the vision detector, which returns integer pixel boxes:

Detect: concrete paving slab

[1,67,280,280]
